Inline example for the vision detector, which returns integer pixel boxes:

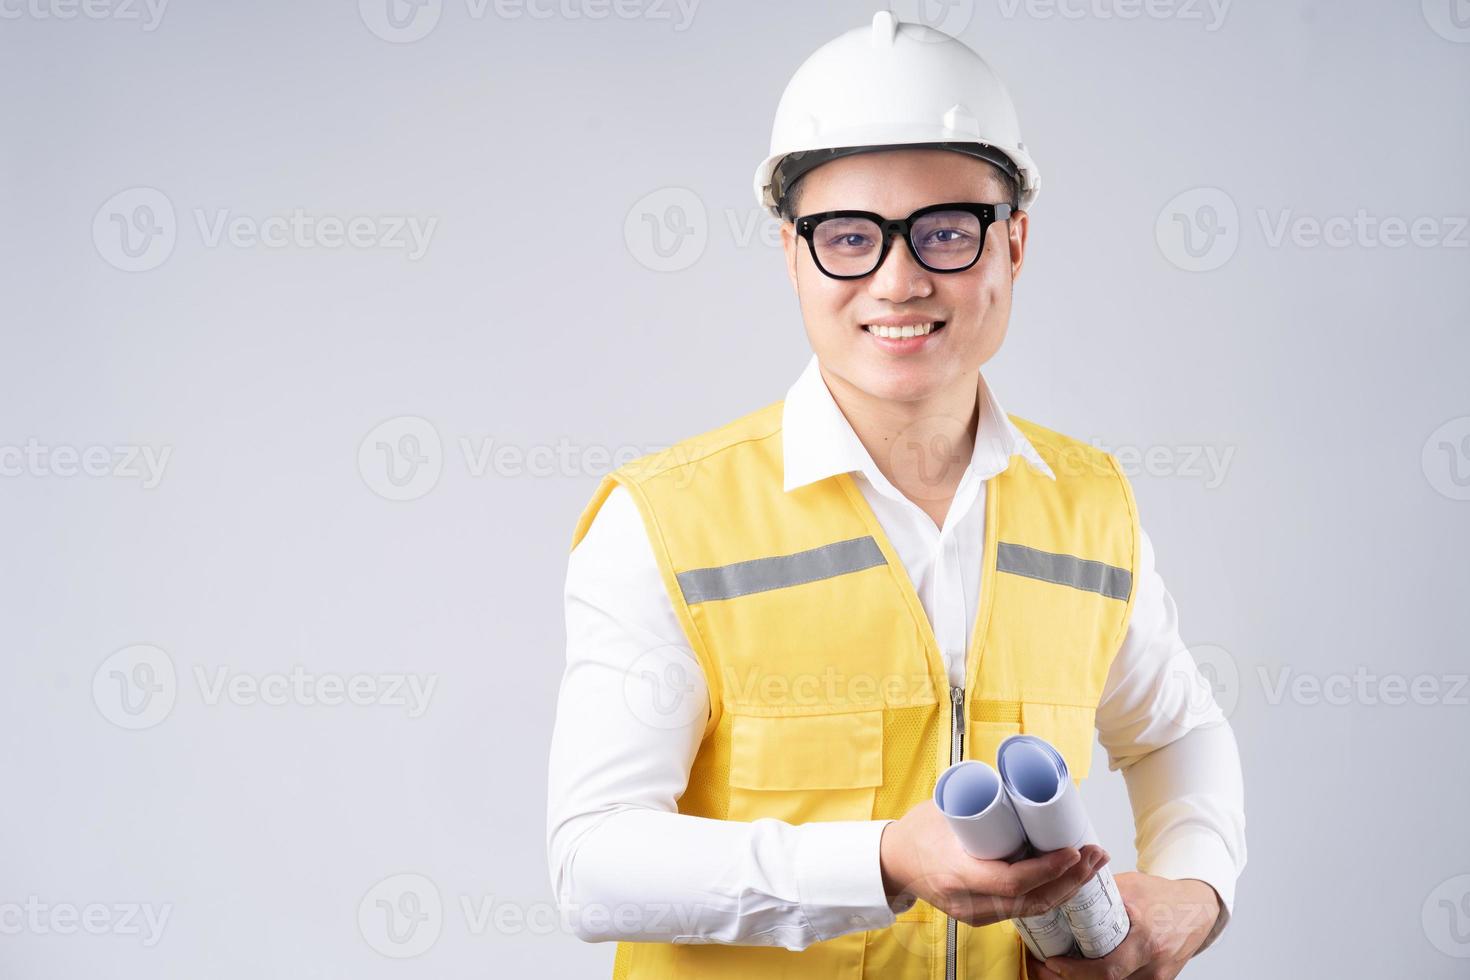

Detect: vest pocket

[967,719,1022,769]
[1020,702,1098,781]
[726,709,884,824]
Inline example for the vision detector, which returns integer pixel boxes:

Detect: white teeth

[864,322,937,339]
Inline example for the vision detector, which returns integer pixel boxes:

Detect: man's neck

[818,363,980,527]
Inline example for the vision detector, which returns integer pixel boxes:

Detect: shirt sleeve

[1094,525,1248,954]
[546,484,901,949]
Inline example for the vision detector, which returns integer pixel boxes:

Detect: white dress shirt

[547,354,1246,955]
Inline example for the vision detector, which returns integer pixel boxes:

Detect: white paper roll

[997,735,1131,959]
[933,760,1077,960]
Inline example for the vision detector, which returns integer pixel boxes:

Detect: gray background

[2,0,1467,976]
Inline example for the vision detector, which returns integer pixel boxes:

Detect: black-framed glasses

[794,202,1012,280]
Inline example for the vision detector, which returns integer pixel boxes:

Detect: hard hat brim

[755,137,1039,218]
[769,142,1024,214]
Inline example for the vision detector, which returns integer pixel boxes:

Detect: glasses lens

[811,216,884,277]
[910,209,983,270]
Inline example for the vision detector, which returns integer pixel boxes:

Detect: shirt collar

[781,353,1054,494]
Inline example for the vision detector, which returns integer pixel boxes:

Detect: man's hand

[879,800,1109,927]
[1025,873,1222,980]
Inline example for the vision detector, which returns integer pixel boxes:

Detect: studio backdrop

[2,1,1467,977]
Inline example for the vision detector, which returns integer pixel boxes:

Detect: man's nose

[866,232,933,302]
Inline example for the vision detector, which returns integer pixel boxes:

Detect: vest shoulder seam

[613,400,783,485]
[1007,413,1105,458]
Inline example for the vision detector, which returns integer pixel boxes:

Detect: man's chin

[829,357,950,406]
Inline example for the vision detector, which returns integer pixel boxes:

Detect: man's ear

[780,220,800,292]
[1007,209,1030,281]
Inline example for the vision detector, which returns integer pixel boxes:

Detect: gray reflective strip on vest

[676,535,888,604]
[995,541,1132,601]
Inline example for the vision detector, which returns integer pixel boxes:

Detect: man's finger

[1025,949,1065,980]
[967,846,1081,899]
[1044,923,1151,979]
[1015,848,1108,915]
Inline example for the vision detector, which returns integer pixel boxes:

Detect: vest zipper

[946,684,965,980]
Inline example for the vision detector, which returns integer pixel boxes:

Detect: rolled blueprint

[997,735,1130,958]
[933,760,1077,960]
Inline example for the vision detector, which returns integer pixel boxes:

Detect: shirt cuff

[1141,829,1238,954]
[793,819,903,942]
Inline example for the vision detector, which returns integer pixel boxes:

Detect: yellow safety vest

[569,397,1139,980]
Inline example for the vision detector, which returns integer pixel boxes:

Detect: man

[547,12,1245,979]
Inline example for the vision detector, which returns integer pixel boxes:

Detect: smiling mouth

[861,321,946,339]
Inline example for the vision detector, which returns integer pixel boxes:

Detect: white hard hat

[753,11,1040,218]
